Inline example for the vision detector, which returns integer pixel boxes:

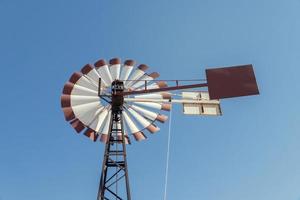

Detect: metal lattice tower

[97,81,131,200]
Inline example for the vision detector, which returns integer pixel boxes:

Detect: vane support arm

[124,97,220,104]
[122,82,208,96]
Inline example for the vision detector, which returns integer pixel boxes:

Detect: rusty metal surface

[206,64,259,99]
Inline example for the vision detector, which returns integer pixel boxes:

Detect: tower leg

[97,111,131,200]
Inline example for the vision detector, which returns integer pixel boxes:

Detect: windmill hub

[111,80,124,112]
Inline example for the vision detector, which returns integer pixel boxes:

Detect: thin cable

[163,108,173,200]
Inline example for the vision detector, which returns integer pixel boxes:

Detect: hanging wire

[163,108,173,200]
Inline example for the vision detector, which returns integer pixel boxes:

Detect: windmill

[61,58,259,200]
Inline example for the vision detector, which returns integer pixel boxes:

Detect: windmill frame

[61,58,259,200]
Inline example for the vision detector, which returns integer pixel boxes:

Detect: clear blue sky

[1,0,300,200]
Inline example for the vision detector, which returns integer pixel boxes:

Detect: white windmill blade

[125,64,149,88]
[116,120,130,144]
[71,84,98,96]
[109,58,121,81]
[69,95,100,107]
[120,60,135,85]
[129,72,160,90]
[88,107,109,132]
[133,92,171,99]
[126,107,160,133]
[123,125,131,144]
[80,64,107,88]
[63,82,98,97]
[99,110,112,143]
[130,101,171,111]
[96,108,110,131]
[130,104,159,120]
[72,84,98,96]
[86,107,105,127]
[72,101,102,121]
[94,59,113,86]
[69,72,98,92]
[61,94,99,108]
[75,105,104,126]
[123,110,140,133]
[71,101,101,114]
[76,77,98,91]
[122,123,129,136]
[130,104,168,123]
[123,110,147,141]
[63,82,90,95]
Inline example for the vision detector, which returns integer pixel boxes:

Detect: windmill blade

[77,106,104,126]
[76,76,98,91]
[95,59,113,86]
[131,101,172,111]
[123,110,140,133]
[123,111,147,141]
[116,120,130,144]
[109,58,121,81]
[71,84,98,96]
[125,64,149,88]
[130,104,168,123]
[69,72,98,91]
[88,107,109,132]
[99,110,112,143]
[61,95,100,107]
[71,101,101,116]
[132,131,147,141]
[62,82,74,95]
[81,64,107,88]
[117,134,130,144]
[84,128,98,142]
[123,126,131,144]
[69,118,86,133]
[71,102,102,123]
[61,94,72,107]
[62,107,75,121]
[63,82,98,96]
[120,60,135,85]
[126,107,160,133]
[70,95,100,107]
[129,72,160,90]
